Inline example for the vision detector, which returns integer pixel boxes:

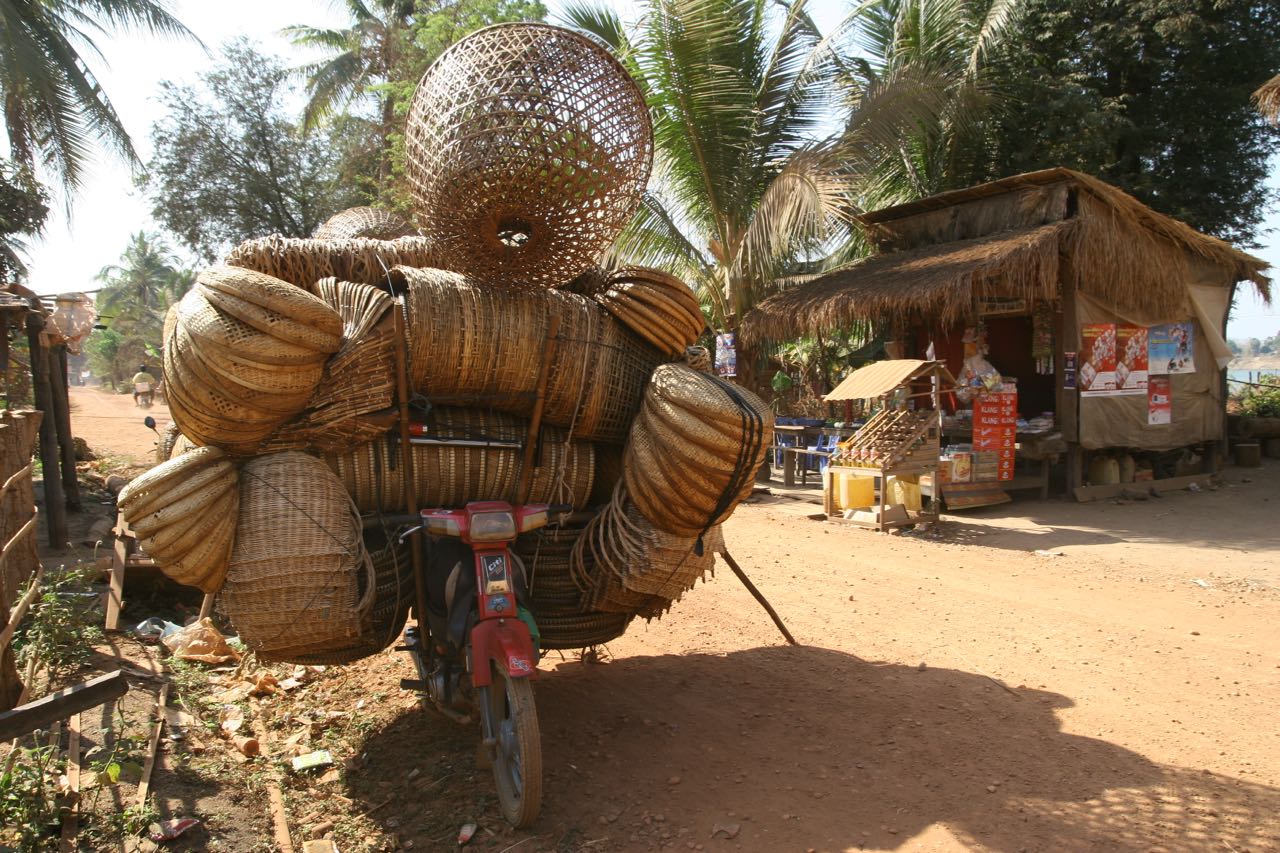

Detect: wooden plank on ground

[135,683,168,808]
[0,671,128,740]
[1072,473,1217,503]
[254,719,295,853]
[59,712,82,852]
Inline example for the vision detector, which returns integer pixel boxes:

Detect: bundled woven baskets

[594,267,706,357]
[225,236,440,291]
[323,408,596,512]
[221,452,374,662]
[164,267,342,454]
[313,207,418,241]
[404,23,652,288]
[623,364,773,537]
[397,267,662,444]
[117,447,238,593]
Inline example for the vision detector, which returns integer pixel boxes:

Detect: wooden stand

[824,409,941,532]
[105,512,159,631]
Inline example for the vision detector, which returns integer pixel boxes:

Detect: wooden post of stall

[49,346,81,511]
[1059,276,1082,494]
[26,314,67,549]
[515,313,561,503]
[392,303,428,627]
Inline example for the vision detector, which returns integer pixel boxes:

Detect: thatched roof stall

[1256,74,1280,126]
[742,168,1270,493]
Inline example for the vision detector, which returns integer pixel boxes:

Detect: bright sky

[21,0,1280,342]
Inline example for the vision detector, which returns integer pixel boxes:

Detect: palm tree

[0,0,198,193]
[841,0,1023,208]
[564,0,942,389]
[95,231,187,320]
[283,0,416,135]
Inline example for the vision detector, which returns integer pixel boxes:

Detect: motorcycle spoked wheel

[481,666,542,828]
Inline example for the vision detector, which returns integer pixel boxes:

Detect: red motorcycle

[399,500,555,826]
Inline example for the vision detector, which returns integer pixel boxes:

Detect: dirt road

[67,387,1280,851]
[68,385,171,464]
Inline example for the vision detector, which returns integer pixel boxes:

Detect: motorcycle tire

[483,666,542,828]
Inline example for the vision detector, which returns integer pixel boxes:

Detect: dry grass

[1255,74,1280,126]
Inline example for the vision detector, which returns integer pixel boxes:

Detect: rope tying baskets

[313,207,418,241]
[404,23,653,288]
[397,267,663,444]
[225,236,440,291]
[623,364,773,537]
[221,452,374,662]
[163,267,341,454]
[117,448,238,593]
[594,267,706,357]
[323,408,596,512]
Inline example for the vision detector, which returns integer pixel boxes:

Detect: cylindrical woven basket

[313,207,418,241]
[397,267,663,444]
[323,408,596,513]
[622,364,773,537]
[221,452,374,661]
[404,23,653,288]
[594,267,706,357]
[225,236,440,291]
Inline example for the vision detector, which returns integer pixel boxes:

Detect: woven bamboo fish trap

[225,236,440,291]
[313,207,418,241]
[262,279,398,452]
[221,452,374,662]
[118,448,239,593]
[404,23,653,288]
[283,530,414,665]
[572,483,722,618]
[164,268,340,454]
[623,364,773,537]
[396,267,663,444]
[323,408,596,513]
[594,267,706,357]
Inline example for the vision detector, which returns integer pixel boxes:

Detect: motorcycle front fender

[470,617,538,687]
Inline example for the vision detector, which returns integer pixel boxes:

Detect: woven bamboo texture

[397,267,663,444]
[594,267,706,356]
[404,23,652,288]
[313,207,418,241]
[323,408,596,513]
[572,483,721,618]
[623,364,773,537]
[221,452,374,661]
[117,448,239,593]
[225,236,440,291]
[262,279,398,453]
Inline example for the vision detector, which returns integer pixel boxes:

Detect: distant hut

[742,168,1270,494]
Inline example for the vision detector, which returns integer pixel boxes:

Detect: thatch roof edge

[1256,74,1280,127]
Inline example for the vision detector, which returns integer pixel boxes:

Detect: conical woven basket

[225,236,440,291]
[313,207,418,241]
[404,23,652,288]
[594,267,706,357]
[221,452,374,661]
[622,364,773,537]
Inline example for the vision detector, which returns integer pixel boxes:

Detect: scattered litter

[219,706,244,736]
[458,822,478,845]
[250,672,281,695]
[302,842,340,853]
[149,818,200,841]
[318,768,341,784]
[711,822,741,839]
[232,736,260,757]
[134,618,182,643]
[1033,549,1065,557]
[162,618,240,664]
[291,750,334,772]
[1190,578,1213,589]
[1188,482,1202,493]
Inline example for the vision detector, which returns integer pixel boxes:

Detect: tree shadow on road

[350,644,1278,851]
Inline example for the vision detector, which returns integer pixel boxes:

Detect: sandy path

[68,385,171,464]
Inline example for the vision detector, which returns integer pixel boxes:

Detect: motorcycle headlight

[469,511,516,542]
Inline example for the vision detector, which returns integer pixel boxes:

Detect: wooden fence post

[26,315,67,549]
[49,346,81,511]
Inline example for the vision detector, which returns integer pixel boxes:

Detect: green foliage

[0,741,61,851]
[0,160,49,279]
[981,0,1280,244]
[13,564,105,679]
[145,41,372,261]
[1240,376,1280,418]
[0,0,197,194]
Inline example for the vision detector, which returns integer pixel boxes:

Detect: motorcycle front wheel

[482,666,542,827]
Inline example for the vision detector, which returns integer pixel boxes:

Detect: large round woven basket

[225,236,440,291]
[622,364,773,537]
[404,23,653,288]
[313,207,418,241]
[323,408,596,513]
[594,267,706,357]
[396,267,662,444]
[221,452,374,662]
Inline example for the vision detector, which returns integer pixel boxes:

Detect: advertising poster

[1115,324,1149,391]
[1063,351,1077,390]
[1148,377,1172,425]
[972,390,1017,482]
[1148,322,1196,375]
[1079,323,1117,395]
[714,332,736,378]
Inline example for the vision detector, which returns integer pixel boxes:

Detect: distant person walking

[132,365,157,407]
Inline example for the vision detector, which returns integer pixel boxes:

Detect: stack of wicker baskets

[594,267,706,357]
[312,207,418,241]
[117,448,238,593]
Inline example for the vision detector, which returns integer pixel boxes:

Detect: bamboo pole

[26,316,67,548]
[50,346,81,511]
[392,303,428,628]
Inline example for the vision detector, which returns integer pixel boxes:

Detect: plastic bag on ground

[162,617,241,664]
